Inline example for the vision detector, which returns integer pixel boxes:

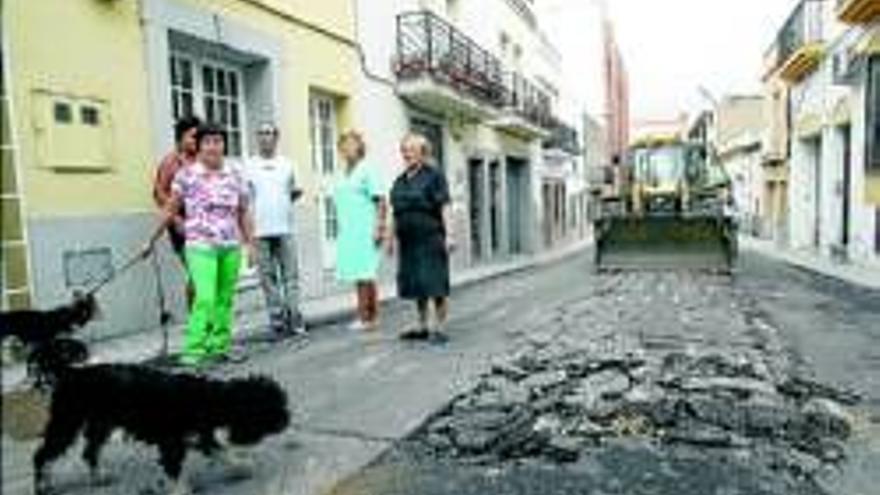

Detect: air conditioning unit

[833,46,863,86]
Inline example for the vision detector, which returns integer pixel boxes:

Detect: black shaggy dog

[0,292,97,387]
[34,364,290,495]
[0,291,98,346]
[26,337,90,388]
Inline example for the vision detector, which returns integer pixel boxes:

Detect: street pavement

[3,248,879,495]
[332,253,880,495]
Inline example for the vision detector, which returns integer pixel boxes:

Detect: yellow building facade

[1,0,358,335]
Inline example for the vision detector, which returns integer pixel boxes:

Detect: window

[170,55,194,119]
[80,106,99,126]
[53,102,72,124]
[500,32,510,59]
[201,64,243,156]
[309,93,340,268]
[169,53,246,157]
[310,93,338,175]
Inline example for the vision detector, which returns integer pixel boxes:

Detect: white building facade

[720,131,765,236]
[767,0,880,266]
[353,0,588,270]
[715,96,767,237]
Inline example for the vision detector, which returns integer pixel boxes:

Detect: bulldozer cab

[686,144,731,191]
[594,138,738,273]
[630,140,692,215]
[633,145,686,189]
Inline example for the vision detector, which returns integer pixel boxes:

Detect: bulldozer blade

[594,215,736,272]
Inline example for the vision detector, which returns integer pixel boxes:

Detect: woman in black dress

[388,133,454,342]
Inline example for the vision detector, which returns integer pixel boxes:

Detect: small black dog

[26,337,90,389]
[0,291,98,346]
[0,292,97,386]
[34,363,290,495]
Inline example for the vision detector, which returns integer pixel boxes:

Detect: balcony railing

[767,0,825,81]
[394,11,505,108]
[544,118,580,155]
[779,1,823,62]
[504,71,553,129]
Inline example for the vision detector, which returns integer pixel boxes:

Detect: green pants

[184,247,242,364]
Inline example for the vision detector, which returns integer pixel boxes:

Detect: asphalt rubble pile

[410,273,864,484]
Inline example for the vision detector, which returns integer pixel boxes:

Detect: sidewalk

[1,240,591,391]
[741,236,880,290]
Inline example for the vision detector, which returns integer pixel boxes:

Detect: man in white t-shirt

[246,122,305,337]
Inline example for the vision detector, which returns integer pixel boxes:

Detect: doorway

[468,159,485,261]
[489,161,502,255]
[876,208,880,254]
[839,125,852,248]
[506,158,528,255]
[542,182,553,248]
[807,137,823,250]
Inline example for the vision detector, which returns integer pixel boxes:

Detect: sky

[542,0,797,122]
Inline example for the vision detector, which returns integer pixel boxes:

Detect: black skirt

[397,231,450,299]
[391,166,451,300]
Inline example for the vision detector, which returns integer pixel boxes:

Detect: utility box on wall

[32,90,113,171]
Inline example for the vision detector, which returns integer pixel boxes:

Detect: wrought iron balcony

[492,71,553,138]
[837,0,880,23]
[393,11,505,119]
[543,118,581,156]
[766,0,825,83]
[505,72,553,128]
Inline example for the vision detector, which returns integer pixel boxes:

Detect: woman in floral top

[145,123,256,366]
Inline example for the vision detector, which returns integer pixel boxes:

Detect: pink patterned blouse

[171,162,249,248]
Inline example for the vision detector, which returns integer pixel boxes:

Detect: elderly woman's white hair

[400,132,432,161]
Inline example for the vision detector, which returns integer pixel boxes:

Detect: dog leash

[85,251,148,297]
[82,247,173,358]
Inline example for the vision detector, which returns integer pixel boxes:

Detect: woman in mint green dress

[334,131,387,331]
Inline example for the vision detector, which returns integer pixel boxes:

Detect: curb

[741,238,880,291]
[302,240,591,328]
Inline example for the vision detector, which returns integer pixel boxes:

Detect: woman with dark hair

[334,130,387,332]
[388,133,454,343]
[152,115,201,305]
[144,123,256,366]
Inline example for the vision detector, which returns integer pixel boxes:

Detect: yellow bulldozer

[593,135,738,272]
